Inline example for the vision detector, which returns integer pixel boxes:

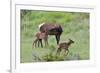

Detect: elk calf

[57,39,74,55]
[32,31,48,48]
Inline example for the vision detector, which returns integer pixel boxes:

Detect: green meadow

[20,10,90,63]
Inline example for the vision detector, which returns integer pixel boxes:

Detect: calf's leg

[39,39,43,47]
[56,48,61,55]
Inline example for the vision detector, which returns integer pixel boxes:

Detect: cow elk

[39,22,63,44]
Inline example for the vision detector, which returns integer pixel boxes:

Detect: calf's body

[57,39,74,55]
[32,31,48,48]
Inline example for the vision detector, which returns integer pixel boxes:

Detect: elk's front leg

[39,39,43,47]
[55,35,60,44]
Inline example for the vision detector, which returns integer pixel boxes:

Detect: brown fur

[57,39,74,55]
[32,31,48,48]
[39,23,63,44]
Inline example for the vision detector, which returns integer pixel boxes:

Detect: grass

[20,10,90,63]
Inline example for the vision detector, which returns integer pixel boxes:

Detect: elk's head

[68,39,74,44]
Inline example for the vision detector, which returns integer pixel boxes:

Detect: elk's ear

[68,39,71,41]
[68,39,74,43]
[38,22,45,29]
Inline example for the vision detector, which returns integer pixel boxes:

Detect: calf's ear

[68,39,71,41]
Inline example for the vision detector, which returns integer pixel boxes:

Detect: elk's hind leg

[56,48,61,55]
[65,49,69,56]
[38,39,40,47]
[32,39,38,48]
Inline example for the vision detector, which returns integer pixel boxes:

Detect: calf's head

[68,39,74,44]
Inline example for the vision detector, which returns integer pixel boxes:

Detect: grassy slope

[20,10,89,63]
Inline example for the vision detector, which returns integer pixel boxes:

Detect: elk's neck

[67,42,72,46]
